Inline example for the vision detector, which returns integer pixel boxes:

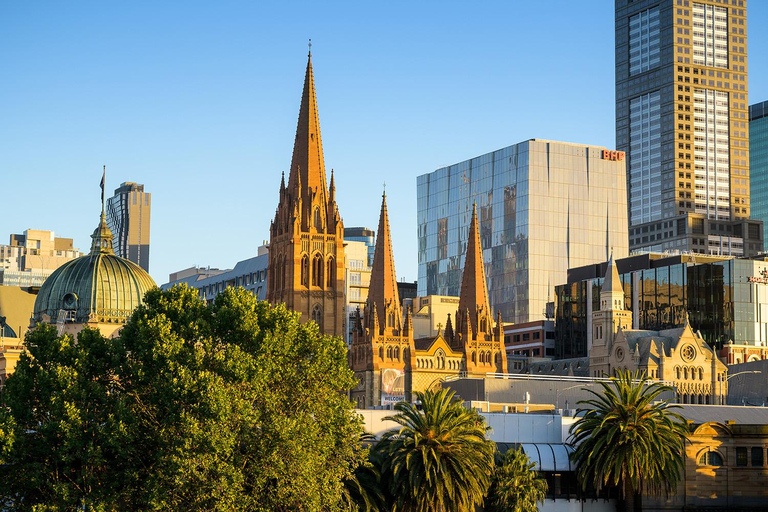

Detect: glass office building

[417,139,629,324]
[555,253,768,359]
[750,100,768,249]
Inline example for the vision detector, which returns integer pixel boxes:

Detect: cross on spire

[308,38,312,56]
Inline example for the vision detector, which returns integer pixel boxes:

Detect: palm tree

[343,433,386,512]
[486,446,548,512]
[375,389,495,512]
[569,369,689,512]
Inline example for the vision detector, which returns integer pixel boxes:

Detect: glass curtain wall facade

[616,0,760,256]
[750,100,768,248]
[556,254,768,358]
[417,139,629,325]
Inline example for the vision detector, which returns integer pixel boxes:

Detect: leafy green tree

[0,285,366,511]
[486,447,548,512]
[342,435,386,512]
[375,389,495,512]
[0,325,128,510]
[569,369,688,512]
[117,285,366,511]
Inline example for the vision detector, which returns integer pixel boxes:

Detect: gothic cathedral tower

[349,192,416,408]
[589,253,632,377]
[268,50,345,337]
[448,203,507,374]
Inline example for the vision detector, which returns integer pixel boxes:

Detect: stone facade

[589,255,727,404]
[350,200,506,408]
[267,52,345,337]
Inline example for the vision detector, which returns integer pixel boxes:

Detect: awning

[496,443,575,472]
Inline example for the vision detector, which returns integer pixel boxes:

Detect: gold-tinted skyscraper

[106,182,151,272]
[616,0,762,256]
[268,51,346,337]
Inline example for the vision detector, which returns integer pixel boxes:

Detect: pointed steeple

[367,191,401,330]
[458,203,492,335]
[287,51,328,215]
[603,251,623,296]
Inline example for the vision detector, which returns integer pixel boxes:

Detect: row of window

[699,447,767,468]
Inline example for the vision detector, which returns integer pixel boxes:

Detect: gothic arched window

[312,254,323,287]
[314,207,322,230]
[312,304,323,330]
[326,257,334,287]
[301,254,309,287]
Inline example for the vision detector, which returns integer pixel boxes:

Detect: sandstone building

[267,51,345,337]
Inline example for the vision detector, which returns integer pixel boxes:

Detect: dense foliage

[0,285,365,511]
[486,447,548,512]
[569,369,688,512]
[375,389,495,512]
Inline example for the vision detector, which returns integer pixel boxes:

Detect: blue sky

[2,1,767,285]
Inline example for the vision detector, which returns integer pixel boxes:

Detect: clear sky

[2,1,767,285]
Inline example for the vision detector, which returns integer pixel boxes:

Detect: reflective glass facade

[750,100,768,248]
[629,7,661,76]
[555,254,768,358]
[417,139,629,325]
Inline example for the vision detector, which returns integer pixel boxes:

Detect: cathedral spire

[603,250,623,296]
[287,50,328,215]
[368,191,401,330]
[458,203,492,335]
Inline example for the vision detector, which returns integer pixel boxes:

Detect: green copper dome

[33,212,156,326]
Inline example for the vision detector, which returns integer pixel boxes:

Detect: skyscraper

[106,182,151,272]
[267,51,346,337]
[616,0,762,256]
[749,100,768,249]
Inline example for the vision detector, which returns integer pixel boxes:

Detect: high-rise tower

[106,182,151,272]
[616,0,762,256]
[267,51,345,337]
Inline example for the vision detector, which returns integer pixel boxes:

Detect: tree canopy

[375,389,495,512]
[0,285,365,511]
[486,447,548,512]
[569,370,689,512]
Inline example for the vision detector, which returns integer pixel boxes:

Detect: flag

[100,166,105,204]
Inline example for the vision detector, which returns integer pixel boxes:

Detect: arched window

[471,351,476,364]
[388,311,394,328]
[386,346,393,359]
[326,257,334,287]
[314,207,322,230]
[394,346,400,361]
[312,254,323,287]
[486,351,492,365]
[698,451,723,467]
[494,352,499,364]
[301,254,309,287]
[379,347,384,359]
[311,304,323,331]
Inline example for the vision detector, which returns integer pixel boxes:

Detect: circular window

[615,347,625,362]
[681,344,696,362]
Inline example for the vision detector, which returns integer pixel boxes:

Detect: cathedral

[267,50,345,337]
[349,200,507,408]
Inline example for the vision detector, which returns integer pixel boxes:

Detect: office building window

[629,7,661,75]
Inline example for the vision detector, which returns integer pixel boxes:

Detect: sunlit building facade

[106,182,151,272]
[616,0,763,256]
[417,139,629,324]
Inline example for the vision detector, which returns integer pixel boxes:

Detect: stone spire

[367,191,400,331]
[603,251,623,296]
[286,51,328,228]
[458,203,492,335]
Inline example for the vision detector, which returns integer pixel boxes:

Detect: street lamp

[556,384,584,411]
[719,371,761,405]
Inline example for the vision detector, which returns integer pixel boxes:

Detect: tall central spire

[287,51,328,212]
[458,203,492,334]
[368,191,400,329]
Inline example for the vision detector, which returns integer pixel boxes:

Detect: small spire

[308,38,312,57]
[383,181,386,198]
[91,169,114,256]
[100,165,106,216]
